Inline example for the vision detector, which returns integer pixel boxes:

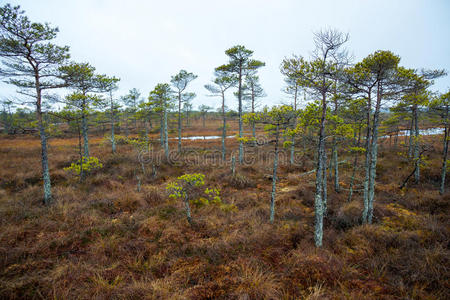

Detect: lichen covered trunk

[178,93,182,153]
[290,86,298,165]
[238,67,244,164]
[37,101,52,204]
[314,93,327,247]
[367,84,382,224]
[362,93,372,224]
[222,93,226,161]
[322,148,328,216]
[111,97,116,154]
[160,113,164,147]
[413,105,420,182]
[440,118,449,195]
[111,121,116,153]
[368,125,379,224]
[348,128,362,202]
[184,194,192,224]
[34,71,52,204]
[164,108,169,160]
[270,125,280,223]
[77,121,85,182]
[81,100,90,158]
[408,117,414,158]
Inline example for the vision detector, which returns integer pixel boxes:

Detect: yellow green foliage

[64,156,103,175]
[166,173,205,199]
[297,101,354,138]
[283,141,293,148]
[202,187,237,211]
[348,146,366,153]
[127,137,149,150]
[204,187,221,204]
[244,105,298,140]
[166,174,237,212]
[113,135,130,145]
[235,135,255,143]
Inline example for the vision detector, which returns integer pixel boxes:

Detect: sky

[1,0,450,111]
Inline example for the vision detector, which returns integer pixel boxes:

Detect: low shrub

[64,156,103,176]
[331,201,362,230]
[228,173,256,189]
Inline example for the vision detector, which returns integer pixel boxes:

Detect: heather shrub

[332,201,362,230]
[228,173,256,189]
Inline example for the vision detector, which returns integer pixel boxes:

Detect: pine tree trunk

[231,155,236,176]
[164,108,169,160]
[81,99,90,158]
[111,120,116,153]
[413,105,420,182]
[314,92,327,247]
[251,91,256,145]
[184,194,192,224]
[440,110,449,195]
[367,83,382,224]
[322,148,328,216]
[290,85,298,165]
[110,92,116,154]
[77,120,85,182]
[160,113,164,147]
[222,92,226,161]
[362,92,372,224]
[270,124,280,223]
[238,66,244,164]
[36,88,52,205]
[368,128,379,225]
[348,128,362,202]
[145,118,149,149]
[178,93,182,153]
[408,117,414,158]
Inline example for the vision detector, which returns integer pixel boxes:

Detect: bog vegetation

[0,3,449,299]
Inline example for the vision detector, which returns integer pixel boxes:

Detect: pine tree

[0,4,70,204]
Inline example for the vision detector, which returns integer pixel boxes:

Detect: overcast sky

[1,0,450,110]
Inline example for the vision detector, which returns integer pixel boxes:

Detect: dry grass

[0,127,448,299]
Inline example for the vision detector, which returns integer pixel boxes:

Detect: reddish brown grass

[0,126,448,299]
